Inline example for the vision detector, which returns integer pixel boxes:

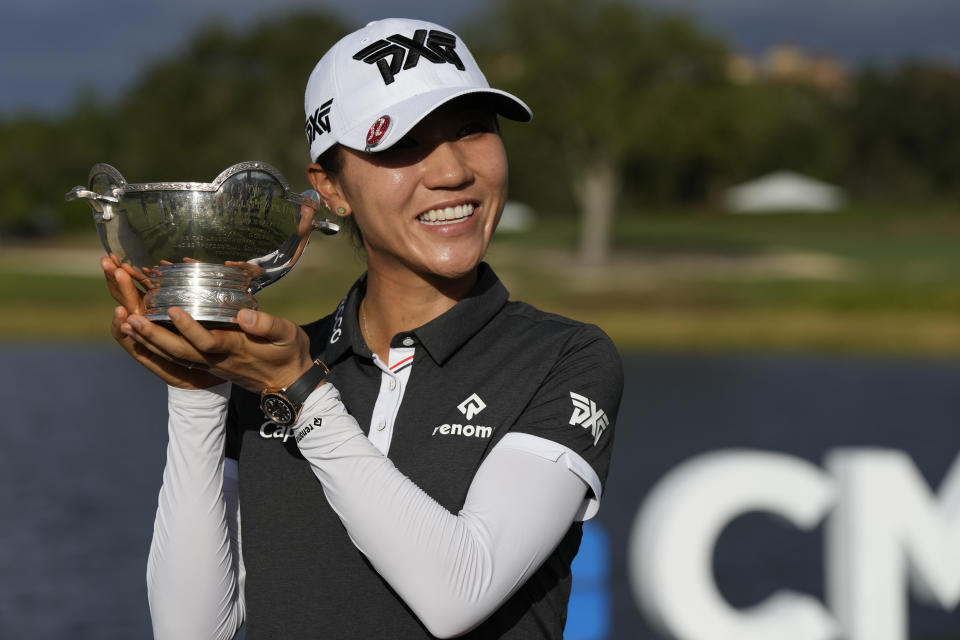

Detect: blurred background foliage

[0,13,349,236]
[2,0,958,237]
[3,0,960,353]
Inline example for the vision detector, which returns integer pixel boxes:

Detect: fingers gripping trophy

[66,161,340,325]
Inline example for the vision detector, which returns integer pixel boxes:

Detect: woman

[102,18,622,640]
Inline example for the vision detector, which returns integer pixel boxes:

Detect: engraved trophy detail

[66,161,339,324]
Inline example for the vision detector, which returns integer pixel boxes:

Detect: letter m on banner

[826,450,960,640]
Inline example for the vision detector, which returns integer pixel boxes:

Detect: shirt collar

[319,263,509,366]
[412,263,509,366]
[319,273,370,364]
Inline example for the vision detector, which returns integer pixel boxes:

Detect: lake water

[1,346,958,639]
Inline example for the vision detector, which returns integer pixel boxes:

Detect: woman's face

[323,99,508,283]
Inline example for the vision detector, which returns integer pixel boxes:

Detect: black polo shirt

[226,263,622,639]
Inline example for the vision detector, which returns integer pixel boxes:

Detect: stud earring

[336,207,346,215]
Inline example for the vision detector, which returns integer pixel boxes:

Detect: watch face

[262,394,295,426]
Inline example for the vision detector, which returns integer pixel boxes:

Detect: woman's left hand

[120,307,314,393]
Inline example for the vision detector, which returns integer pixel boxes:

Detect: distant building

[726,53,760,85]
[727,45,849,97]
[725,171,845,213]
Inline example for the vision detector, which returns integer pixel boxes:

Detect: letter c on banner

[628,449,838,640]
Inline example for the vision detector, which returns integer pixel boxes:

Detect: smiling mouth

[417,203,477,225]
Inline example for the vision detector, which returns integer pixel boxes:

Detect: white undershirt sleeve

[150,381,594,640]
[294,382,590,639]
[148,383,245,640]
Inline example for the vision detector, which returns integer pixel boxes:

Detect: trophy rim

[87,161,323,210]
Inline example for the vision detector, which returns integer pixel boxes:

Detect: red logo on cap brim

[366,115,392,149]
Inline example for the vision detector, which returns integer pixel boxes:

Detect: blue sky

[4,0,959,116]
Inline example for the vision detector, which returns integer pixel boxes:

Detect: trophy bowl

[66,161,339,324]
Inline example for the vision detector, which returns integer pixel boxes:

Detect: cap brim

[337,87,532,153]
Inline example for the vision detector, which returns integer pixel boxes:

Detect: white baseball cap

[304,18,532,161]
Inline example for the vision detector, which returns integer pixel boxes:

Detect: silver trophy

[66,161,339,324]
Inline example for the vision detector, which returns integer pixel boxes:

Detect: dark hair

[315,144,343,176]
[315,144,364,252]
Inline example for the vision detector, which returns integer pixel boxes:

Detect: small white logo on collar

[458,393,486,421]
[329,297,346,344]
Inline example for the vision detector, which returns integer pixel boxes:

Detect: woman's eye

[457,121,492,139]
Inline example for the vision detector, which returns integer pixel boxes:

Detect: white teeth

[418,203,476,225]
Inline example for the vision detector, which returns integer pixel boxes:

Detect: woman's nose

[420,141,474,189]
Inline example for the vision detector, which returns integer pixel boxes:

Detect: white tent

[726,170,844,213]
[496,200,535,232]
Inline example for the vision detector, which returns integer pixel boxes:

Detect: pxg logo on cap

[303,18,531,162]
[305,98,334,146]
[352,29,465,85]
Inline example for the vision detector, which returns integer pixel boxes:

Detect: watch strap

[284,358,330,406]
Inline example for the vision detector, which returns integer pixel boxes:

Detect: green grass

[5,203,960,355]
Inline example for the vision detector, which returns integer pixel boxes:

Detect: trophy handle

[65,186,121,222]
[313,218,340,235]
[301,189,340,236]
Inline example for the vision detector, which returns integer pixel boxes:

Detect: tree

[0,12,351,236]
[844,63,960,199]
[108,13,349,185]
[466,0,730,263]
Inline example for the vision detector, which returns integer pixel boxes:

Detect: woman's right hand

[101,255,224,390]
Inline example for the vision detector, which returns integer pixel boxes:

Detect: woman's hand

[120,306,314,394]
[102,255,223,390]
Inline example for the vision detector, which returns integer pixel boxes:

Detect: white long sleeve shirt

[148,382,593,639]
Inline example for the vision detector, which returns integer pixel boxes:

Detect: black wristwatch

[260,359,330,427]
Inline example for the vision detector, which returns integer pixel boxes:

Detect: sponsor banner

[568,355,960,640]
